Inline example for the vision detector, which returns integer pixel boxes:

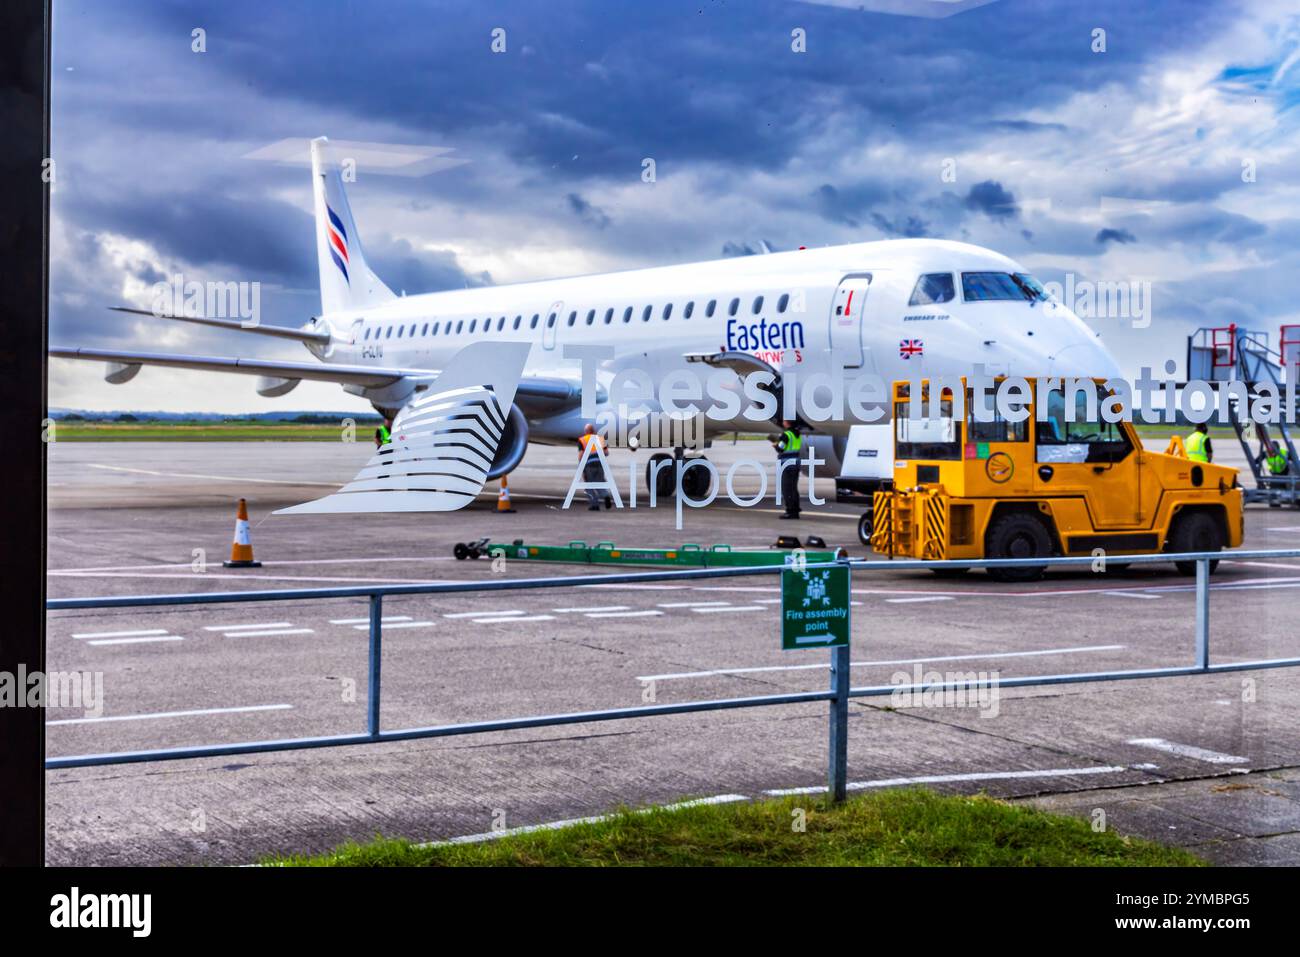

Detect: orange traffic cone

[222,498,263,567]
[495,476,516,513]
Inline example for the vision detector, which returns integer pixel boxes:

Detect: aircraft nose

[1046,341,1122,379]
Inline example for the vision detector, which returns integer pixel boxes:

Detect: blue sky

[49,0,1300,411]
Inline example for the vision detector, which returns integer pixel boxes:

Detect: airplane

[51,137,1122,512]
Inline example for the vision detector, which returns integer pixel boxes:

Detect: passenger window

[604,308,613,324]
[684,301,694,319]
[455,320,463,334]
[706,299,717,317]
[909,274,955,306]
[728,298,739,316]
[432,322,439,335]
[547,312,557,327]
[469,319,477,333]
[642,305,652,321]
[364,328,371,340]
[385,326,393,339]
[497,317,505,331]
[662,303,672,320]
[530,314,539,329]
[513,315,521,330]
[586,309,595,325]
[623,307,633,323]
[567,310,576,326]
[752,295,763,314]
[777,294,789,313]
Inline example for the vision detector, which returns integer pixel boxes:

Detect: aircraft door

[830,275,872,368]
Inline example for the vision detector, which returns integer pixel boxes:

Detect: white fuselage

[312,238,1120,443]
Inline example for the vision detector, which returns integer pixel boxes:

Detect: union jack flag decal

[325,204,350,284]
[899,338,923,359]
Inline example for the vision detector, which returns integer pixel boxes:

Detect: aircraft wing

[50,346,417,388]
[48,346,581,405]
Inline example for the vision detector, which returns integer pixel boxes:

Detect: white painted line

[48,703,292,726]
[1103,591,1160,600]
[420,794,749,847]
[584,610,664,619]
[444,610,524,619]
[552,606,630,613]
[204,622,294,631]
[750,509,859,521]
[56,558,458,573]
[71,628,169,639]
[657,601,732,608]
[885,596,954,604]
[1126,738,1249,765]
[473,615,555,624]
[86,636,185,646]
[49,571,457,585]
[221,628,315,638]
[690,586,775,594]
[1264,526,1300,533]
[328,616,413,625]
[352,621,436,630]
[581,583,687,591]
[765,765,1130,796]
[636,644,1126,682]
[692,605,766,613]
[87,462,338,487]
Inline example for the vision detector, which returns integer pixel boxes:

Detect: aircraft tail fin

[311,136,395,316]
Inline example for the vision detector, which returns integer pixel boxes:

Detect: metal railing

[45,548,1300,801]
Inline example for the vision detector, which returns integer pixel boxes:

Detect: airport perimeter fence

[44,549,1300,801]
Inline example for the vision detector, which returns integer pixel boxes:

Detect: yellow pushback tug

[869,378,1244,581]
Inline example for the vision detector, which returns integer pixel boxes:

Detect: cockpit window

[908,273,955,306]
[1012,273,1049,301]
[962,271,1049,303]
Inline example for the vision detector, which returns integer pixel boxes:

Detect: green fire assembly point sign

[781,564,850,650]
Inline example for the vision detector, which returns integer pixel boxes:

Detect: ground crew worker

[770,419,803,519]
[1257,439,1290,476]
[375,416,393,450]
[1185,422,1213,463]
[577,424,613,511]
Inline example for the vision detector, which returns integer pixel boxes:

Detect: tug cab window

[967,385,1029,443]
[908,273,955,306]
[894,392,962,460]
[1036,384,1132,463]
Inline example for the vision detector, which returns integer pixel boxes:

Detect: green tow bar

[452,537,846,568]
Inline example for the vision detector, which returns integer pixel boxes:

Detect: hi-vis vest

[378,424,392,444]
[779,429,803,456]
[578,433,605,454]
[1267,446,1290,475]
[1185,430,1208,462]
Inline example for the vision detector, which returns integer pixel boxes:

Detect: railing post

[828,642,850,802]
[368,593,383,738]
[1195,558,1210,670]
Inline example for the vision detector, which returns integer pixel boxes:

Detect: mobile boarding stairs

[1188,323,1300,507]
